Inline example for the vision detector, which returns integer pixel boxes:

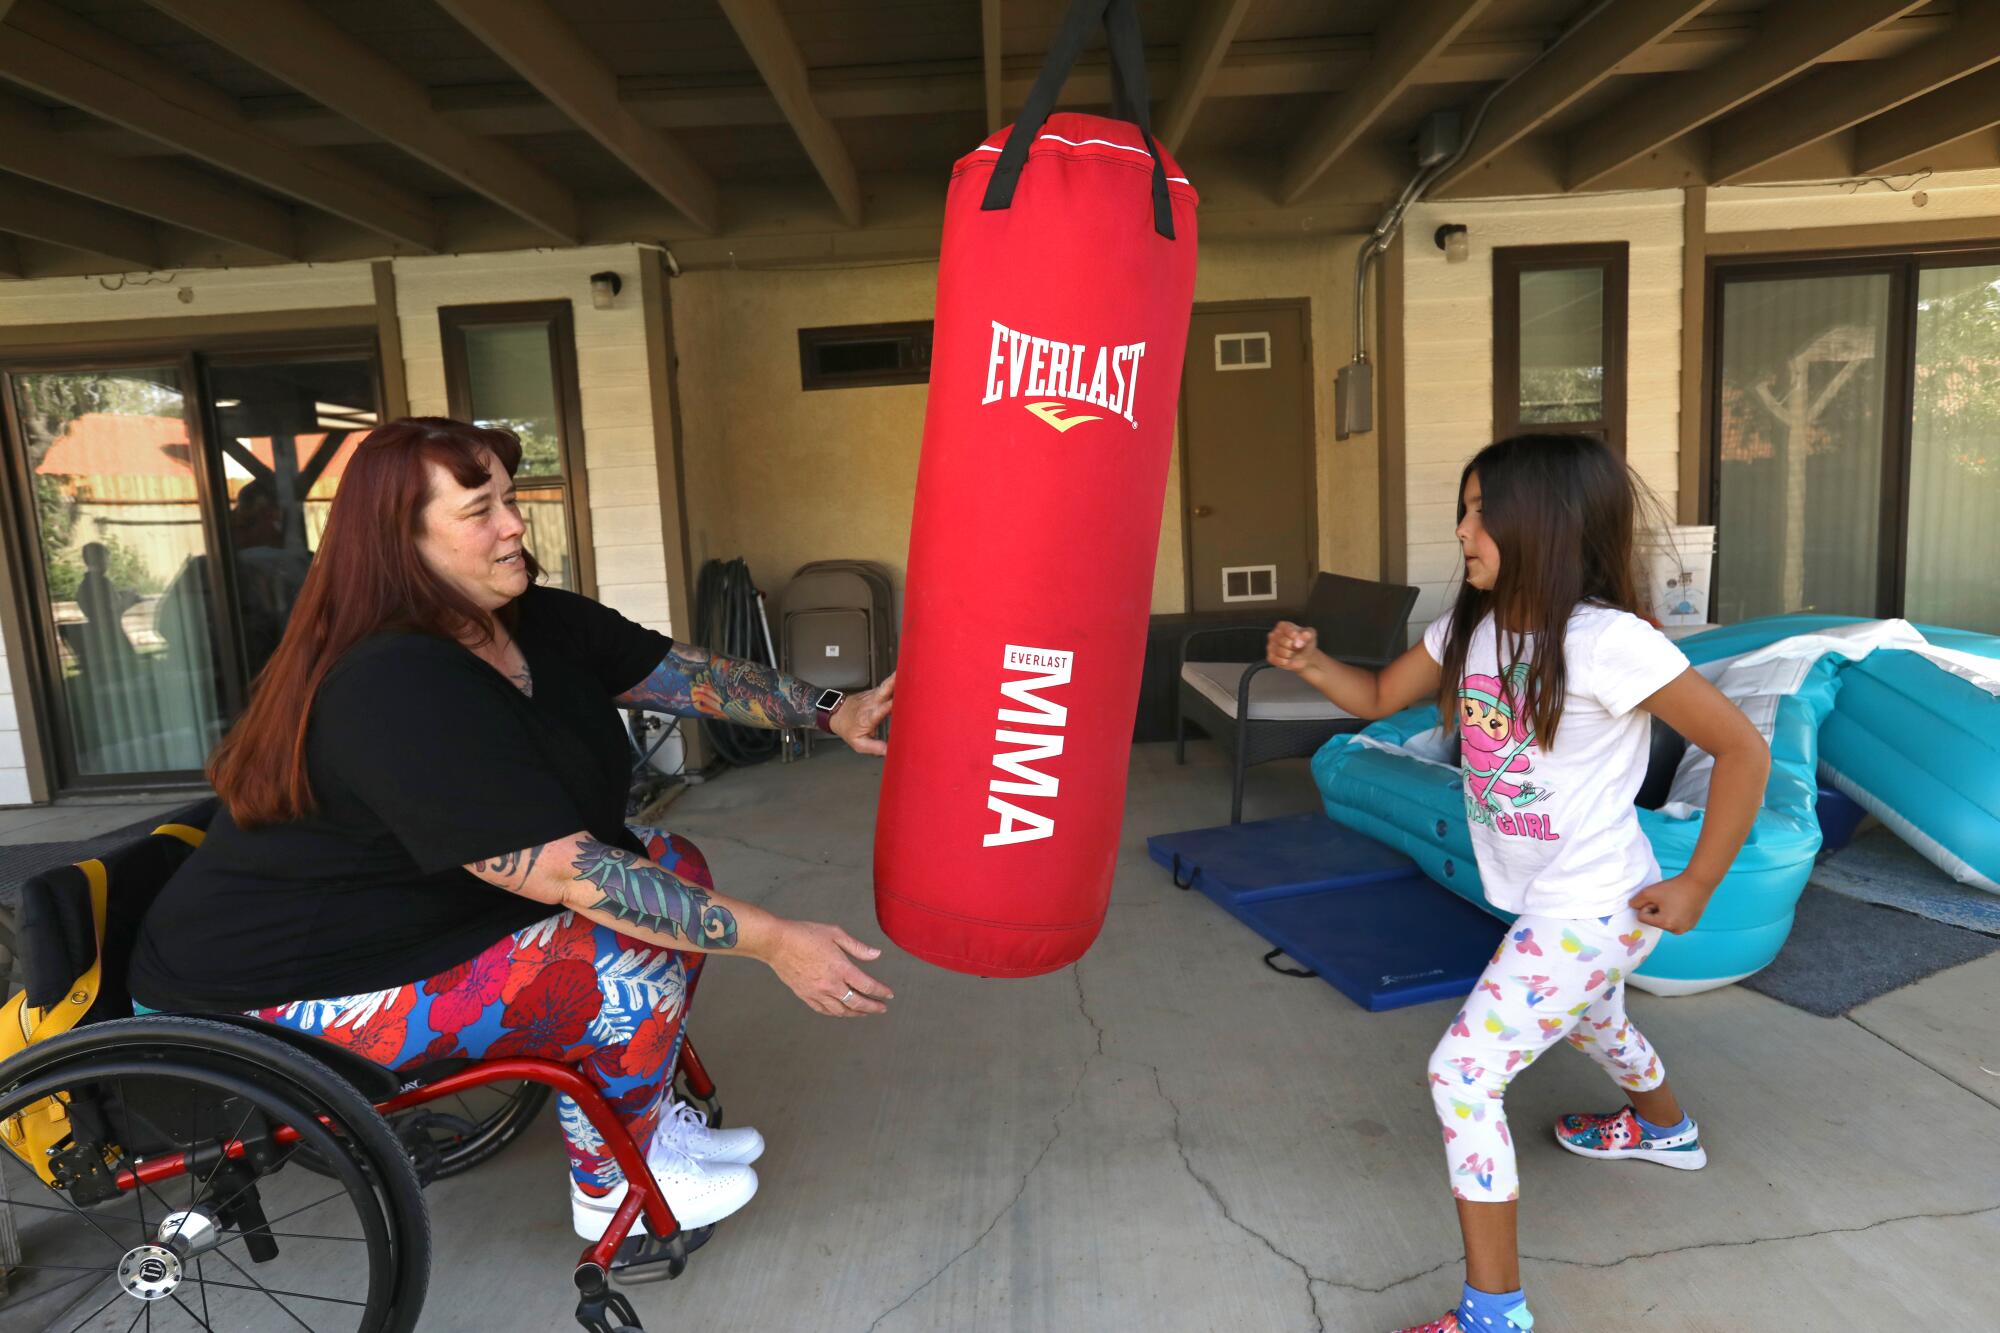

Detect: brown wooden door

[1180,303,1315,613]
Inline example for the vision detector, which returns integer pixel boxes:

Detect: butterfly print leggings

[249,827,709,1196]
[1428,909,1664,1203]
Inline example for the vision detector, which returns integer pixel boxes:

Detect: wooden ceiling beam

[0,176,159,270]
[0,90,298,260]
[42,13,1961,158]
[715,0,862,226]
[1277,0,1491,203]
[1566,0,1929,190]
[434,0,719,233]
[1856,61,2000,173]
[982,0,1003,134]
[146,0,580,242]
[1157,0,1256,154]
[1709,3,2000,181]
[1429,1,1712,197]
[0,234,21,280]
[0,0,439,251]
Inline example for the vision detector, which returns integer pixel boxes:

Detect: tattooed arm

[615,644,896,755]
[465,831,893,1016]
[616,643,817,728]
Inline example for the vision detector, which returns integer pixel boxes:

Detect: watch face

[815,688,845,711]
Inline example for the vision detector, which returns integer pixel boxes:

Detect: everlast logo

[983,644,1073,847]
[981,320,1147,431]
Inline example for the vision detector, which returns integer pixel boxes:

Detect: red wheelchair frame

[105,1032,721,1331]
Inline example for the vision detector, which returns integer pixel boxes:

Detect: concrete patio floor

[8,744,1997,1331]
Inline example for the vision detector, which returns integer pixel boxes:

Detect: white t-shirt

[1421,604,1690,918]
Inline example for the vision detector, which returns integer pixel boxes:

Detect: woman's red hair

[209,417,540,827]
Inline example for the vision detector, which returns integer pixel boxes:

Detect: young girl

[1268,434,1770,1332]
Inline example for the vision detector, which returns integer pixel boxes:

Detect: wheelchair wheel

[392,1077,551,1181]
[0,1015,429,1333]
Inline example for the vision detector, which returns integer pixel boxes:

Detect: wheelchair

[0,799,725,1332]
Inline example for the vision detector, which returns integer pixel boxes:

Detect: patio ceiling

[0,0,1996,279]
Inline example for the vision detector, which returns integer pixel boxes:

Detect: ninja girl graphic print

[1455,661,1557,841]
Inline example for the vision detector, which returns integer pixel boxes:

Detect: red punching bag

[874,0,1198,977]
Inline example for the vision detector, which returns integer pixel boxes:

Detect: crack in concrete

[1147,1063,1329,1332]
[1328,1201,2000,1304]
[862,966,1101,1331]
[661,823,867,875]
[1844,1011,2000,1111]
[1521,1201,2000,1272]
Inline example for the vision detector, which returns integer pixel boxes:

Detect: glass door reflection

[9,367,226,778]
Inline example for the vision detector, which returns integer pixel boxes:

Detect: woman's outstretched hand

[763,920,895,1017]
[830,672,895,756]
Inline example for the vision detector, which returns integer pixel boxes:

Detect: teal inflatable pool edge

[1311,646,1845,996]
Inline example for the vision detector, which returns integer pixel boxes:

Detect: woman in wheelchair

[126,417,896,1247]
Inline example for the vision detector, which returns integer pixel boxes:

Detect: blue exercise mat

[1148,814,1505,1012]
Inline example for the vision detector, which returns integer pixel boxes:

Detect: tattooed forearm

[470,842,545,890]
[570,837,739,949]
[614,643,817,730]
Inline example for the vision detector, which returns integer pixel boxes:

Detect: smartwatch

[811,688,846,732]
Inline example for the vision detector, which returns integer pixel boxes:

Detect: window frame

[439,299,596,597]
[1492,242,1629,455]
[1703,241,2000,622]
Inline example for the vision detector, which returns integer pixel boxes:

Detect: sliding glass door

[6,366,224,778]
[1712,253,2000,633]
[1907,263,2000,630]
[2,344,379,789]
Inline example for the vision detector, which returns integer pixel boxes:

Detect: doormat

[1741,885,2000,1018]
[1810,826,2000,937]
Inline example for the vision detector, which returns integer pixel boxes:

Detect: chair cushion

[1181,662,1357,722]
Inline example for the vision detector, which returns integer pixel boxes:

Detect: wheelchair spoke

[175,1103,260,1240]
[128,1297,147,1333]
[0,1196,143,1226]
[212,1183,354,1242]
[61,1278,124,1333]
[21,1170,145,1258]
[174,1143,300,1235]
[18,1264,116,1311]
[181,1277,365,1309]
[195,1242,319,1333]
[168,1292,216,1332]
[195,1255,211,1328]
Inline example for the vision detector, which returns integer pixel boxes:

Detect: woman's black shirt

[129,586,670,1011]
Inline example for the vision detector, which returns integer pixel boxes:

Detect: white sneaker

[655,1098,765,1167]
[570,1147,758,1240]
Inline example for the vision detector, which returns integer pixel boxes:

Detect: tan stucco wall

[672,262,934,607]
[672,233,1377,618]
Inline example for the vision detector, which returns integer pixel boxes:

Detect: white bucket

[1639,524,1715,627]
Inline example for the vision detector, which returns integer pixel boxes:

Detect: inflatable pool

[1677,616,2000,895]
[1313,653,1834,995]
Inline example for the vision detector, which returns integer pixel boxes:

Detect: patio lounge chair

[1174,572,1419,823]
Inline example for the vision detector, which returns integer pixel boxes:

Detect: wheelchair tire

[394,1077,552,1181]
[0,1014,430,1333]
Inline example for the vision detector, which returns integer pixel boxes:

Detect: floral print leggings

[250,828,708,1197]
[1427,908,1665,1204]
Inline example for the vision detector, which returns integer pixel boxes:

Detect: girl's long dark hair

[1436,433,1660,747]
[209,417,540,827]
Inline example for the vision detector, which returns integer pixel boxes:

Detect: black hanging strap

[980,0,1176,239]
